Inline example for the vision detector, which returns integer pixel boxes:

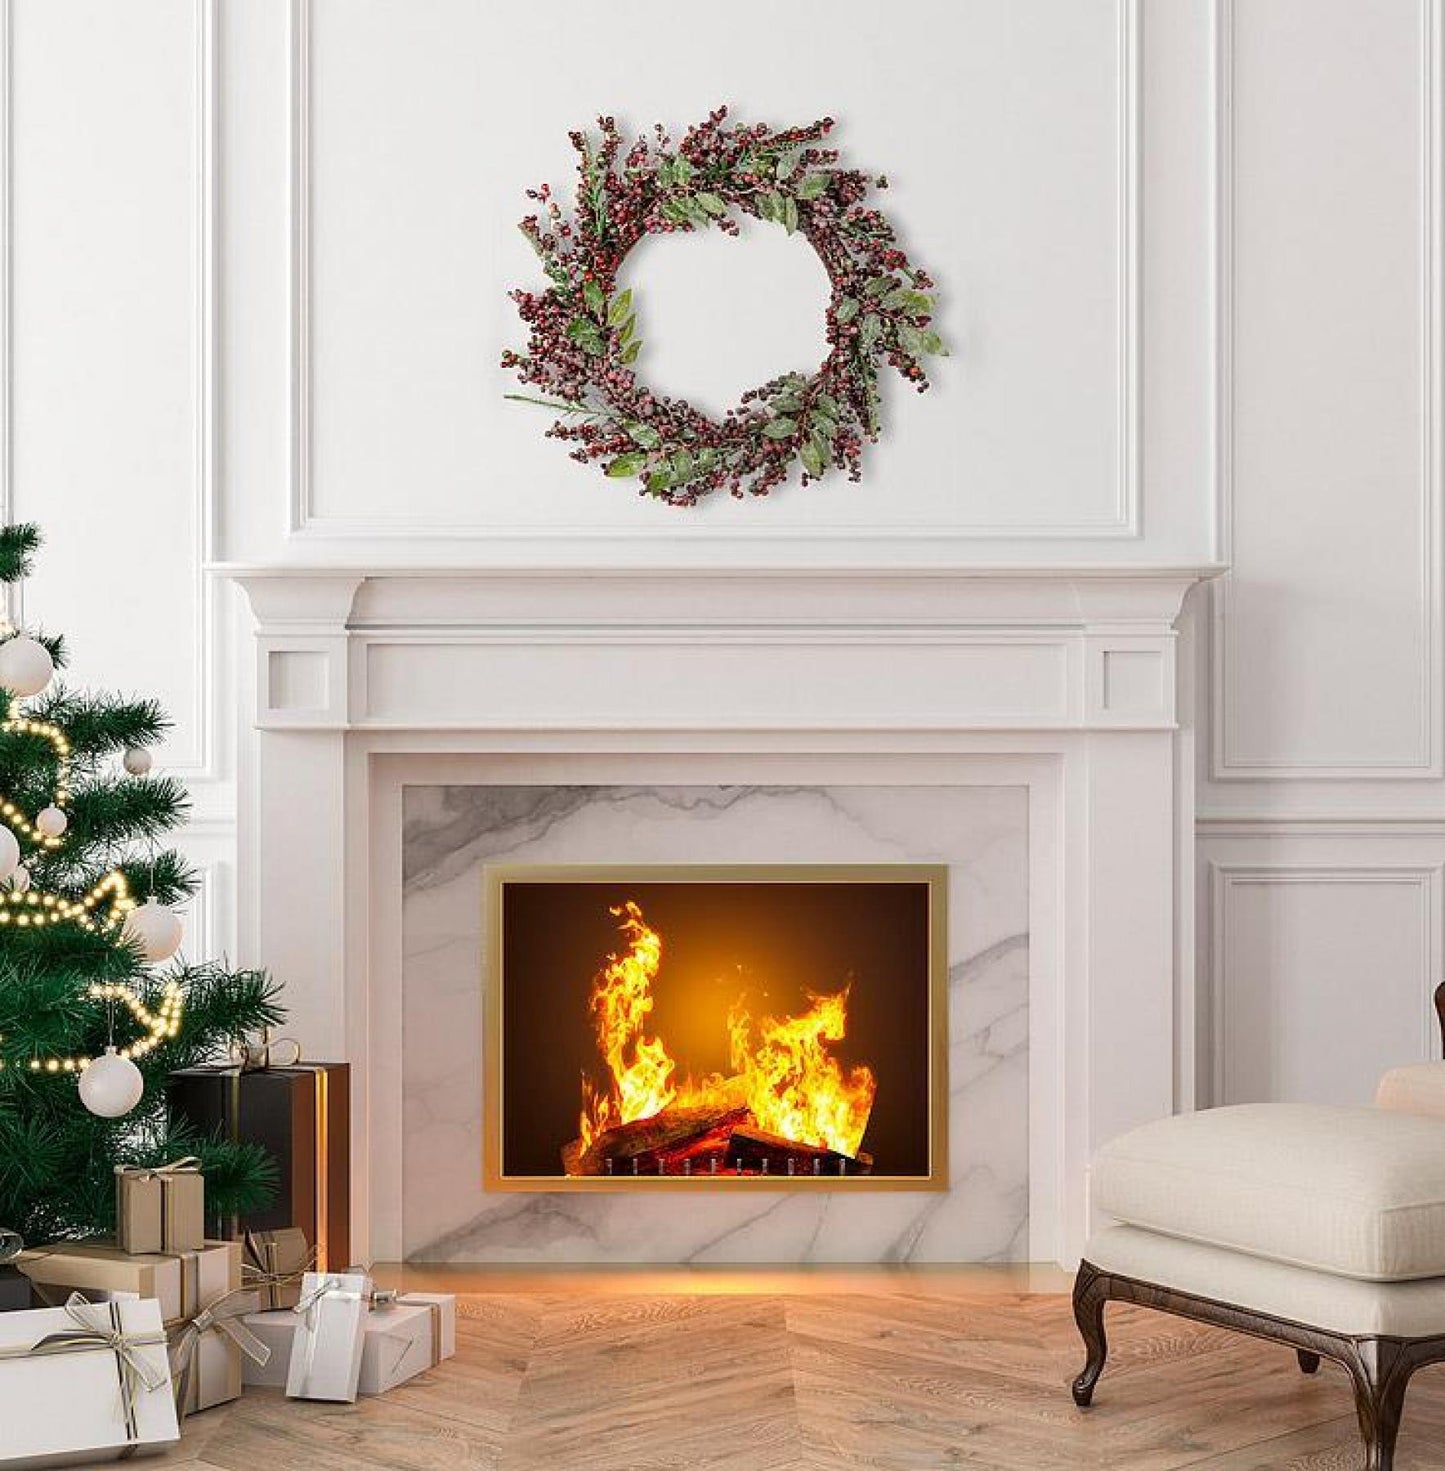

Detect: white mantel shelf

[221,561,1220,1268]
[217,564,1223,735]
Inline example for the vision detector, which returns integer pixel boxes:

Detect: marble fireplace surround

[226,565,1215,1268]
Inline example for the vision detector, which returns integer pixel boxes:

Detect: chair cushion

[1091,1103,1445,1281]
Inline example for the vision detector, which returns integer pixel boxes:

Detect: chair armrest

[1376,1063,1445,1117]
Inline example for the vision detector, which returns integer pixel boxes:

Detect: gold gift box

[115,1160,206,1255]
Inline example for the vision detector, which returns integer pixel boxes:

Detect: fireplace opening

[484,865,947,1190]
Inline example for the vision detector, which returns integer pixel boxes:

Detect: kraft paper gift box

[242,1225,313,1311]
[166,1061,350,1271]
[115,1158,206,1255]
[285,1270,370,1402]
[166,1285,268,1418]
[16,1238,241,1324]
[242,1291,456,1394]
[0,1293,179,1467]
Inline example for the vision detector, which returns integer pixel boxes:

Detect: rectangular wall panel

[1214,0,1440,777]
[1211,865,1441,1106]
[9,0,212,775]
[296,0,1136,546]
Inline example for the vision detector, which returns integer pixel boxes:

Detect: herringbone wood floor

[157,1276,1445,1470]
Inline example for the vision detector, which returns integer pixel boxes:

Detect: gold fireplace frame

[483,863,949,1192]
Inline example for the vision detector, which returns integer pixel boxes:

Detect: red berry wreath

[501,107,946,507]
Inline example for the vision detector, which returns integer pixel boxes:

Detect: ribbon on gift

[395,1295,445,1374]
[0,1293,168,1444]
[167,1285,270,1421]
[292,1274,364,1397]
[0,1225,22,1264]
[114,1156,202,1183]
[226,1027,303,1072]
[242,1230,316,1311]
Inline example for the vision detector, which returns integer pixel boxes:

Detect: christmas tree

[0,523,282,1244]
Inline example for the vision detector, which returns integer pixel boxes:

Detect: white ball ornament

[9,864,28,892]
[0,635,54,697]
[0,825,16,882]
[77,1046,145,1118]
[122,747,153,776]
[34,806,67,838]
[122,899,183,963]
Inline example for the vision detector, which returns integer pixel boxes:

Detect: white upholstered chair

[1072,1049,1445,1471]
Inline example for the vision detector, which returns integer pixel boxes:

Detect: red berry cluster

[501,107,946,507]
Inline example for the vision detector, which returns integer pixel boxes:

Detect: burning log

[562,1105,872,1178]
[725,1124,873,1177]
[563,1105,751,1176]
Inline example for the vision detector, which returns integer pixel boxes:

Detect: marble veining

[401,784,1028,1263]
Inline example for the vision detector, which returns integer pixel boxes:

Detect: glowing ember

[575,900,875,1166]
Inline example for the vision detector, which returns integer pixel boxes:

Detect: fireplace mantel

[219,563,1221,1267]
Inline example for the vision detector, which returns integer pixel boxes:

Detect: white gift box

[244,1291,455,1394]
[0,1294,179,1467]
[285,1271,370,1402]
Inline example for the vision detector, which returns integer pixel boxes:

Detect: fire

[578,902,676,1150]
[727,991,875,1160]
[576,900,875,1160]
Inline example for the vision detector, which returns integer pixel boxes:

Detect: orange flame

[578,902,676,1150]
[726,990,876,1160]
[577,900,875,1160]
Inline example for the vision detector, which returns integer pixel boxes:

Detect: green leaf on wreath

[621,339,642,364]
[800,441,826,477]
[646,470,672,494]
[886,287,934,316]
[835,296,859,324]
[696,192,728,217]
[756,192,779,223]
[775,145,804,181]
[771,393,803,414]
[607,289,633,325]
[815,393,842,420]
[782,196,799,235]
[605,453,647,478]
[859,314,883,348]
[583,280,606,316]
[763,418,798,439]
[567,318,605,354]
[671,449,695,480]
[627,422,662,449]
[618,315,636,345]
[796,172,830,201]
[865,276,895,298]
[920,329,949,356]
[672,155,696,184]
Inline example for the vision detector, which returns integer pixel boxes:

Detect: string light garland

[0,715,71,849]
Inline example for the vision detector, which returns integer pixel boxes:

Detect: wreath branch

[501,106,946,507]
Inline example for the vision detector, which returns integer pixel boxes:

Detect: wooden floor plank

[149,1279,1445,1470]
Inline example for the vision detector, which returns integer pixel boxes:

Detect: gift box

[166,1285,269,1418]
[167,1061,350,1271]
[285,1270,370,1402]
[360,1292,456,1394]
[0,1263,33,1312]
[115,1158,206,1255]
[243,1226,313,1311]
[16,1238,241,1324]
[0,1293,179,1467]
[242,1290,456,1394]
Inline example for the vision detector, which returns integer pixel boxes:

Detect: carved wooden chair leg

[1071,1262,1110,1408]
[1296,1348,1321,1375]
[1345,1338,1412,1471]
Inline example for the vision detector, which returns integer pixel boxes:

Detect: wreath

[501,107,946,507]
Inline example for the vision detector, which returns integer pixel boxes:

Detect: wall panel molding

[283,0,1142,546]
[1209,861,1443,1104]
[1209,0,1444,781]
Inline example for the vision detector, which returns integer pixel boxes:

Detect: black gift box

[0,1263,33,1312]
[166,1062,350,1273]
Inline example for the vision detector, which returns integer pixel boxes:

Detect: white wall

[2,1,1437,1105]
